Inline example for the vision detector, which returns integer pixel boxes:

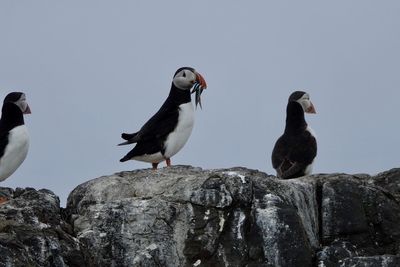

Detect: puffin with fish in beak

[119,67,207,169]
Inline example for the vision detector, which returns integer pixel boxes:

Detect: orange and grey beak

[195,72,207,90]
[306,102,316,114]
[24,104,31,114]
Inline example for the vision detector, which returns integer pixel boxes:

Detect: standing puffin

[119,67,207,169]
[0,92,31,203]
[271,91,317,179]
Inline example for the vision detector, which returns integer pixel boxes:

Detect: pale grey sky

[1,1,399,205]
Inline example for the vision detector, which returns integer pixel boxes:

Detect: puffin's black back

[284,101,307,134]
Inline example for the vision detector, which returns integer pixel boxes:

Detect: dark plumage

[272,91,317,179]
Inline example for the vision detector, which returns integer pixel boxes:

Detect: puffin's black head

[172,67,207,108]
[3,92,31,114]
[288,91,316,114]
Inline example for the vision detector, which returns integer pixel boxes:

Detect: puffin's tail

[118,132,138,146]
[121,133,136,140]
[119,155,131,162]
[118,141,130,146]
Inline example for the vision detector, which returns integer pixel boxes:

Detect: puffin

[119,67,207,169]
[0,92,31,204]
[271,91,317,179]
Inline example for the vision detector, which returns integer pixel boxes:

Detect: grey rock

[317,172,400,266]
[1,166,400,267]
[370,168,400,201]
[0,187,84,267]
[320,175,370,243]
[317,241,359,267]
[340,255,400,267]
[66,166,400,267]
[66,166,305,266]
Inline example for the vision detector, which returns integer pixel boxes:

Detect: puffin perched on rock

[272,91,317,179]
[119,67,207,169]
[0,92,31,204]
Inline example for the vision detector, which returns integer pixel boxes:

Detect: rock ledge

[1,166,400,267]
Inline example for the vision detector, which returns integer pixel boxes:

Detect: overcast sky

[1,1,399,205]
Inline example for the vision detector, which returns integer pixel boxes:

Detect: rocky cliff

[1,166,400,267]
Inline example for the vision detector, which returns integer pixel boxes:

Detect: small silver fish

[191,83,204,109]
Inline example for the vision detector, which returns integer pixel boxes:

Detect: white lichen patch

[78,229,95,239]
[255,204,281,266]
[224,171,247,184]
[281,179,319,248]
[38,222,50,229]
[264,193,282,206]
[219,215,226,232]
[147,243,158,251]
[237,212,246,239]
[193,259,201,266]
[204,209,210,220]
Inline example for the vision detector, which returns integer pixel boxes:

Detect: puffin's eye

[182,71,186,78]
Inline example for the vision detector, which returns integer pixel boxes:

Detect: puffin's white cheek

[299,99,310,111]
[173,78,192,90]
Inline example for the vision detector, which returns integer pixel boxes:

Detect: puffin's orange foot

[0,196,8,205]
[166,158,171,167]
[152,163,159,170]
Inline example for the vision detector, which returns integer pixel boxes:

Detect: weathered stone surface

[340,255,400,267]
[0,187,84,267]
[317,241,359,267]
[1,166,400,267]
[65,166,400,267]
[370,168,400,201]
[317,171,400,266]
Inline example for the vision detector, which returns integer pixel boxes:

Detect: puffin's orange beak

[195,72,207,90]
[24,104,31,114]
[306,102,316,114]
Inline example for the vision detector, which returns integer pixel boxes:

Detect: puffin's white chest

[304,161,314,176]
[0,125,29,181]
[306,126,317,138]
[304,125,316,175]
[164,102,194,158]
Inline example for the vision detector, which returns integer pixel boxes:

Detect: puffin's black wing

[119,98,179,146]
[120,139,163,162]
[271,135,289,175]
[137,105,179,142]
[119,100,180,161]
[0,130,9,159]
[272,131,317,179]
